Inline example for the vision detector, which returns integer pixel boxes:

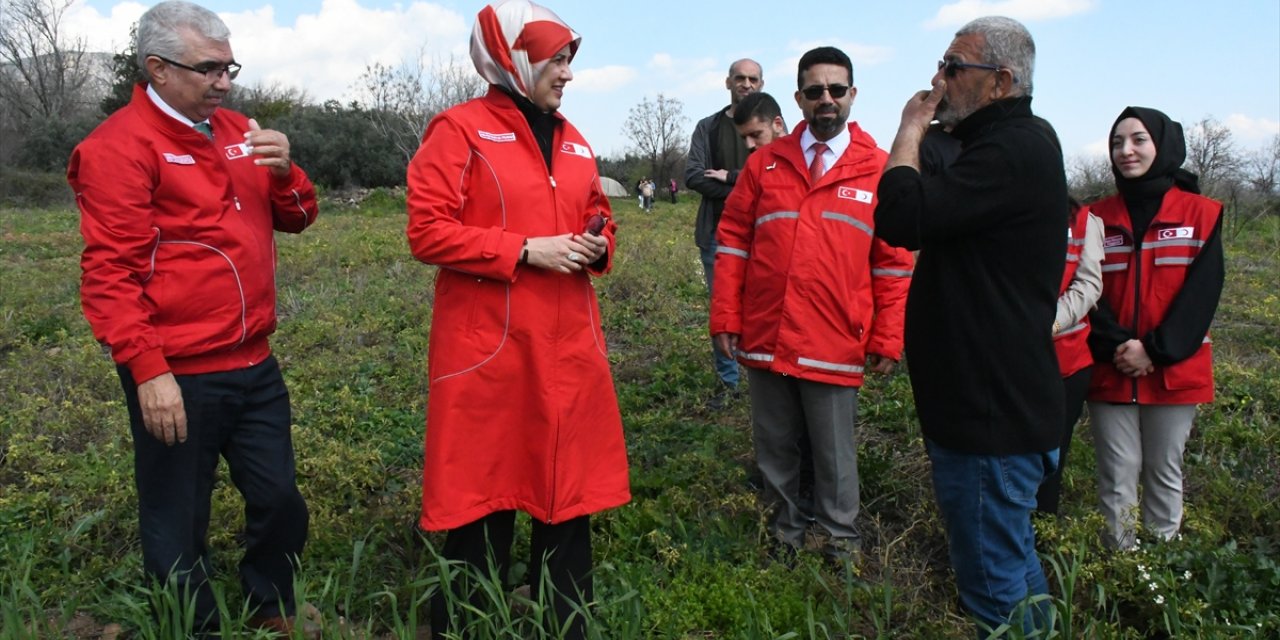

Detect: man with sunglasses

[874,16,1068,636]
[686,58,763,409]
[68,1,318,636]
[710,46,913,565]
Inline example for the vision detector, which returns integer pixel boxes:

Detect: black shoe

[705,384,741,411]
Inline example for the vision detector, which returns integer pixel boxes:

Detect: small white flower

[1141,570,1152,581]
[1138,564,1147,572]
[1154,595,1165,605]
[1148,582,1158,591]
[1183,570,1192,580]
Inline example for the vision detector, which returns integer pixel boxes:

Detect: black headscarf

[1110,106,1201,200]
[1110,106,1200,238]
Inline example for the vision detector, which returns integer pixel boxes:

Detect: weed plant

[1,198,1277,638]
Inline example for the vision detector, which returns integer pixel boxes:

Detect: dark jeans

[119,357,308,631]
[926,439,1057,637]
[430,512,592,640]
[1037,367,1092,514]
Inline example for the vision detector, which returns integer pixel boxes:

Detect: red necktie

[809,142,829,184]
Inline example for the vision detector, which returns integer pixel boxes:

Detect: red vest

[1054,205,1093,377]
[1088,188,1220,404]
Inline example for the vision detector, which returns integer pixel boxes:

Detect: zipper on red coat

[233,195,241,211]
[1130,226,1141,404]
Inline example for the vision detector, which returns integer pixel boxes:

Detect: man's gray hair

[957,16,1034,96]
[136,0,231,78]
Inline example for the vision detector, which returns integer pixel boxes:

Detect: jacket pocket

[429,271,509,381]
[1162,341,1212,392]
[150,240,247,356]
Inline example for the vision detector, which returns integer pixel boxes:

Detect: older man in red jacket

[711,46,912,564]
[68,1,318,636]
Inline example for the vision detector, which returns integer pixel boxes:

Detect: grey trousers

[1089,402,1197,549]
[747,368,859,546]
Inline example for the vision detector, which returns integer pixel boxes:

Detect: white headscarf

[469,0,581,99]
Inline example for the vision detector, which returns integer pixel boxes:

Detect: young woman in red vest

[1086,107,1224,549]
[1036,200,1103,515]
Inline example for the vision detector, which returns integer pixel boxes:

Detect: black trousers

[1036,367,1093,514]
[430,511,592,639]
[119,356,309,630]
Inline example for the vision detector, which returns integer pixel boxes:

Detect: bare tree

[354,50,485,165]
[1243,134,1280,196]
[1067,153,1115,203]
[622,93,688,184]
[1185,116,1242,198]
[0,0,96,122]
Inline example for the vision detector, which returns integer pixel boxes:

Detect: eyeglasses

[152,55,241,81]
[800,84,850,100]
[937,59,1003,78]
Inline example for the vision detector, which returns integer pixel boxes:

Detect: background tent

[599,176,628,197]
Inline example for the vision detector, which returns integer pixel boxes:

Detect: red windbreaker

[710,122,913,387]
[69,83,318,383]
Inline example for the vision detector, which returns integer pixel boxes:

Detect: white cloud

[1223,113,1280,147]
[63,0,472,104]
[573,65,636,92]
[925,0,1097,29]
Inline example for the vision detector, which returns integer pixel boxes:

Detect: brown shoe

[248,614,322,639]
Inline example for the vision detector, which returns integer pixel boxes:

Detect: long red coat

[407,88,630,530]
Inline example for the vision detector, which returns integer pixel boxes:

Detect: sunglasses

[800,84,850,100]
[937,59,1003,78]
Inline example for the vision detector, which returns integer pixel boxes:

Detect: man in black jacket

[874,16,1067,637]
[686,58,762,406]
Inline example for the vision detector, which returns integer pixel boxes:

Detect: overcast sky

[66,0,1280,163]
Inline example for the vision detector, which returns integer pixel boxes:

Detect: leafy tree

[273,101,404,189]
[622,93,688,186]
[100,23,140,116]
[224,80,311,125]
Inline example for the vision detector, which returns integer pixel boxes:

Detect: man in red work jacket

[710,46,912,564]
[67,2,318,636]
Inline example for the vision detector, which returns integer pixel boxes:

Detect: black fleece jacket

[875,97,1069,455]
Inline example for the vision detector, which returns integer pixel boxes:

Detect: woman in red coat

[406,1,629,636]
[1087,107,1224,549]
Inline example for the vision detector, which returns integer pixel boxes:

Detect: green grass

[2,192,1278,638]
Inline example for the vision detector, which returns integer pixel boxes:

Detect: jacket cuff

[127,348,170,385]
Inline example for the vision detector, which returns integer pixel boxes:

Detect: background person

[687,58,763,407]
[67,1,319,635]
[732,90,788,151]
[405,1,630,637]
[1037,197,1104,515]
[1086,106,1224,550]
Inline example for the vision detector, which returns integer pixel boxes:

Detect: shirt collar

[146,83,209,129]
[799,122,851,162]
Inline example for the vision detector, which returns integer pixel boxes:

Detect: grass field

[2,192,1277,638]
